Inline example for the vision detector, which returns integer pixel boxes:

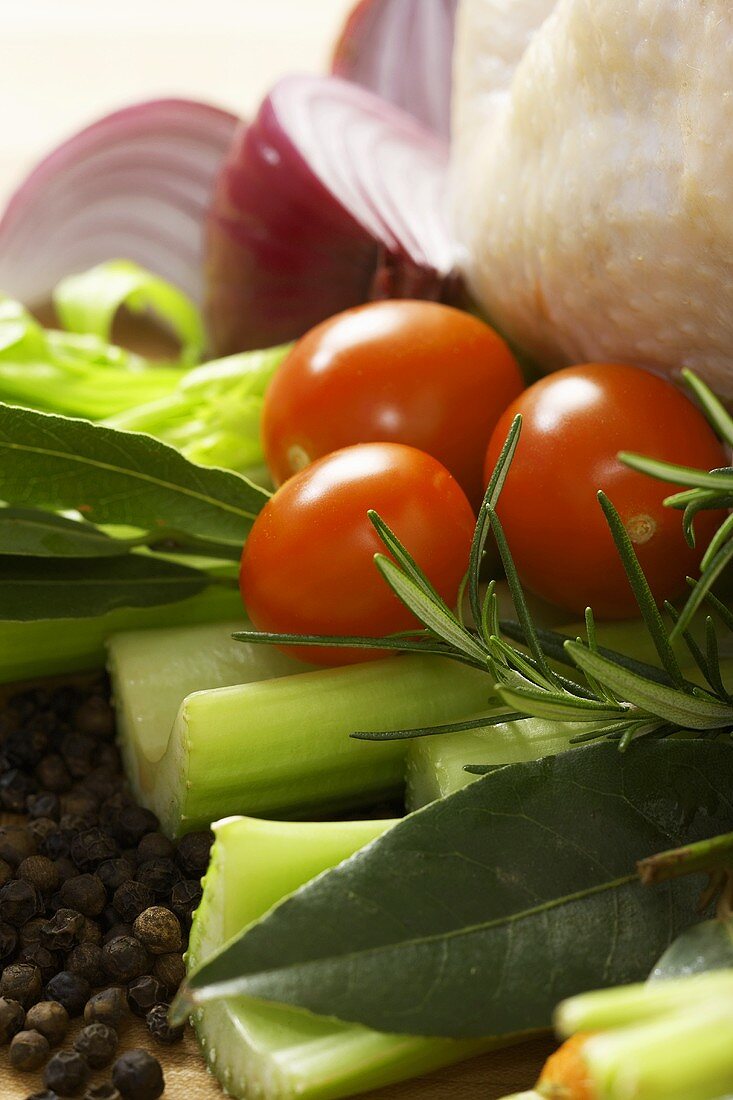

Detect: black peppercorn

[4,727,49,768]
[19,916,47,947]
[60,790,99,819]
[27,792,61,821]
[151,952,186,996]
[169,878,202,925]
[175,830,213,877]
[18,855,61,895]
[54,858,78,884]
[0,767,36,813]
[60,874,106,917]
[136,858,179,899]
[36,755,73,793]
[26,1000,69,1046]
[83,1086,121,1100]
[127,975,167,1018]
[41,909,85,952]
[10,1027,51,1070]
[74,696,114,739]
[83,987,126,1028]
[112,1049,164,1100]
[74,1022,118,1069]
[146,1002,184,1045]
[0,824,36,867]
[59,813,98,840]
[0,964,42,1007]
[133,906,182,955]
[112,880,154,923]
[111,806,158,847]
[102,922,131,945]
[102,936,150,983]
[0,919,18,961]
[0,856,12,886]
[78,917,102,946]
[28,818,61,846]
[67,943,105,986]
[1,878,42,925]
[97,859,133,895]
[39,830,70,861]
[0,995,25,1042]
[17,944,62,984]
[93,741,121,770]
[136,833,173,863]
[82,767,118,801]
[44,1049,90,1096]
[71,829,119,872]
[45,971,91,1018]
[59,732,97,779]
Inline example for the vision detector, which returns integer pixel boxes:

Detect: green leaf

[618,452,733,494]
[672,539,733,639]
[0,507,132,557]
[0,404,269,546]
[496,676,629,723]
[597,493,685,689]
[54,260,205,364]
[0,553,210,620]
[565,640,733,730]
[700,511,733,573]
[468,415,521,634]
[351,712,525,742]
[175,740,733,1037]
[368,511,444,606]
[681,369,733,448]
[374,554,489,667]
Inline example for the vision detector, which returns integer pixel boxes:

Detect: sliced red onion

[332,0,458,139]
[0,99,239,308]
[205,75,459,355]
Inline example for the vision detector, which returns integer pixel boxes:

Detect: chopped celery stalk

[187,815,511,1100]
[0,585,242,684]
[406,712,587,810]
[558,972,733,1100]
[109,625,492,835]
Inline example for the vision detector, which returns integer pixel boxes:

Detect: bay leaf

[0,506,130,557]
[178,740,733,1037]
[0,403,268,545]
[0,553,210,619]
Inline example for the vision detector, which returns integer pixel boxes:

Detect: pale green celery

[108,624,491,836]
[556,972,733,1099]
[105,346,289,477]
[187,815,507,1100]
[0,585,242,684]
[406,712,591,810]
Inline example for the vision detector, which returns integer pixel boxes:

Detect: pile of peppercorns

[0,677,213,1098]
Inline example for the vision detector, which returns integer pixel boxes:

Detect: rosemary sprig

[619,369,733,638]
[234,412,733,748]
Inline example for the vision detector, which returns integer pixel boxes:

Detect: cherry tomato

[262,300,524,509]
[240,442,476,665]
[483,363,728,619]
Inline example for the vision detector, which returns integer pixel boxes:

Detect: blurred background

[0,0,353,204]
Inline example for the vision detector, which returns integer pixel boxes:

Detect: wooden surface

[0,1024,553,1099]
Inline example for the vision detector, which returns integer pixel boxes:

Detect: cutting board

[0,1024,553,1098]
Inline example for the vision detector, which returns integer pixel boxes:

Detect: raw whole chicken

[451,0,733,397]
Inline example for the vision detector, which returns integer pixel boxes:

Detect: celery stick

[0,584,242,684]
[406,712,588,810]
[187,815,510,1100]
[109,624,491,835]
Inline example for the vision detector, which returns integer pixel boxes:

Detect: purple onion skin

[205,76,461,356]
[332,0,458,139]
[205,104,376,355]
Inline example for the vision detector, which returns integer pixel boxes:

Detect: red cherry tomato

[483,363,728,619]
[262,300,524,509]
[240,443,476,665]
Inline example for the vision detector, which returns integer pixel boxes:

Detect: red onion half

[205,75,459,355]
[0,99,239,307]
[332,0,458,139]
